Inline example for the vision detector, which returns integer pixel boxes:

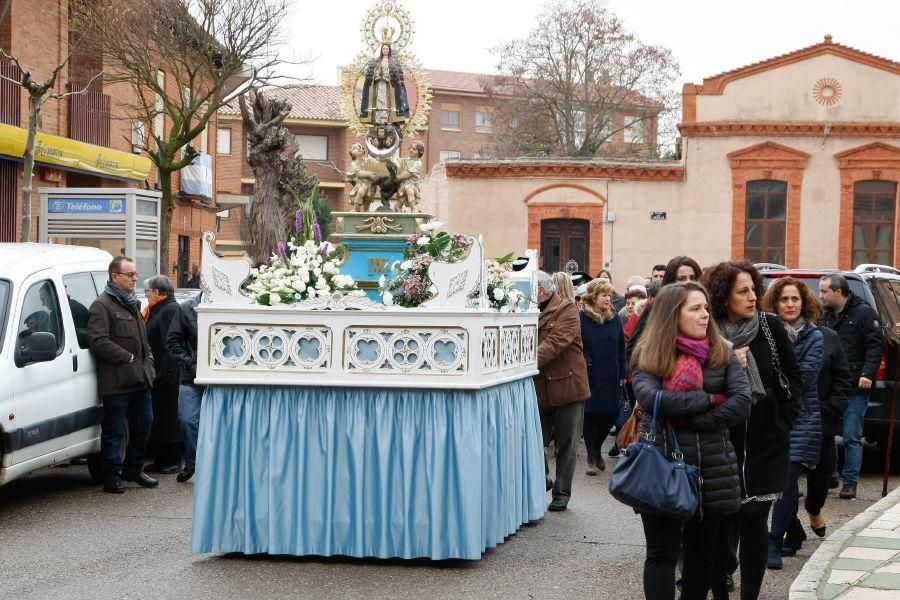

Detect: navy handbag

[608,391,701,521]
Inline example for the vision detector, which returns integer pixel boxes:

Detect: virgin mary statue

[358,42,411,125]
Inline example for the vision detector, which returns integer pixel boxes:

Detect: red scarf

[664,336,726,407]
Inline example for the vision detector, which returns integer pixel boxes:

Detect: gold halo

[340,52,432,138]
[360,1,413,54]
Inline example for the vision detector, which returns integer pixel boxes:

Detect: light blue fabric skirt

[190,378,546,559]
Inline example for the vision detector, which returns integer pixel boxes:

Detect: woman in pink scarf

[630,283,752,600]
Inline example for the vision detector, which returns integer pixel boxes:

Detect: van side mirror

[15,331,58,367]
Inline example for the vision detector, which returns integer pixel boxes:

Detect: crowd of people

[533,257,884,600]
[86,255,205,494]
[81,251,885,598]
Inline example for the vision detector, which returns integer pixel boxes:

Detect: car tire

[85,418,130,483]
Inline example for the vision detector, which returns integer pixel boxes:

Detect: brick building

[421,37,900,287]
[214,69,659,247]
[0,1,224,287]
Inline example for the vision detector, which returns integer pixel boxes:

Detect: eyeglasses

[114,271,138,279]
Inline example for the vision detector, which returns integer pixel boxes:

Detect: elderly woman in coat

[763,277,824,569]
[579,279,627,474]
[533,270,590,512]
[143,275,182,473]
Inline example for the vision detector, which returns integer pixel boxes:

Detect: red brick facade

[0,0,222,284]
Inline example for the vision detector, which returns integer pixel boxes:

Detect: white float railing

[196,232,539,389]
[196,305,538,389]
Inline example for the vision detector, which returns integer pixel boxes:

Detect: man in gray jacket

[87,256,158,493]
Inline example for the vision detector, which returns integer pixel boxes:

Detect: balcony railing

[0,61,20,126]
[68,82,110,147]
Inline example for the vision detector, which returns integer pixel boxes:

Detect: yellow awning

[0,123,153,181]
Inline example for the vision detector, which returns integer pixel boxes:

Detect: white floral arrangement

[484,258,526,312]
[248,240,364,306]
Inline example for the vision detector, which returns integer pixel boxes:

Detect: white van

[0,243,114,486]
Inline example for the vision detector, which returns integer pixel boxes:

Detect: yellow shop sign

[0,123,152,181]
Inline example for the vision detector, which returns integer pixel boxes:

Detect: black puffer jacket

[818,326,852,437]
[727,313,804,499]
[820,292,884,387]
[633,352,752,515]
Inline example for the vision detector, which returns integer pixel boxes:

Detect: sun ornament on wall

[813,78,842,107]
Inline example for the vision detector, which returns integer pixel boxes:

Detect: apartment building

[0,1,223,286]
[214,68,660,238]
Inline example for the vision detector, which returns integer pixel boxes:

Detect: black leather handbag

[609,391,701,521]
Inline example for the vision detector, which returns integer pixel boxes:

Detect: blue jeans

[101,389,153,483]
[770,462,803,543]
[178,384,204,471]
[841,391,870,486]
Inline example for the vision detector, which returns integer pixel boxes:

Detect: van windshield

[0,279,9,353]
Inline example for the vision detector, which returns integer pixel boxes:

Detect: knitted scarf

[782,316,807,345]
[142,293,168,322]
[717,312,767,403]
[105,282,141,314]
[664,336,708,392]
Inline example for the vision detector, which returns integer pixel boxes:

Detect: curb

[789,485,900,599]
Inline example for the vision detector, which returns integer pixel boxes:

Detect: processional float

[191,0,544,560]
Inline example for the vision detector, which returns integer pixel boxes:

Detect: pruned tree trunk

[158,168,174,279]
[239,88,314,265]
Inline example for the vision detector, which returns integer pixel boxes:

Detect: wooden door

[540,218,589,274]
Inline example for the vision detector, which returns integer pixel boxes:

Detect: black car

[760,265,900,460]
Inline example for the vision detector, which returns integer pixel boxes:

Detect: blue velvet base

[190,378,546,560]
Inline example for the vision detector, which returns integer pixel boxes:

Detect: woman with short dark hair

[143,274,182,473]
[701,261,804,599]
[631,282,751,599]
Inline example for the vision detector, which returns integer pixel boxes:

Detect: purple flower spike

[277,241,287,259]
[313,223,322,244]
[295,210,303,232]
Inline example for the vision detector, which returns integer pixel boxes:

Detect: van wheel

[85,418,130,483]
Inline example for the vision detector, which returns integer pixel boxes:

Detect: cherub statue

[394,140,424,212]
[346,142,376,212]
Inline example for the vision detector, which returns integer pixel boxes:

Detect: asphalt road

[0,446,893,600]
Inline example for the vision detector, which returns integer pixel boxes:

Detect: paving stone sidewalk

[792,484,900,599]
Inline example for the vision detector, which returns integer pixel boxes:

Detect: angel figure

[394,141,424,212]
[346,142,377,211]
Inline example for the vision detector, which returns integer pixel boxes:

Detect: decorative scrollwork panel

[211,325,331,371]
[344,327,467,375]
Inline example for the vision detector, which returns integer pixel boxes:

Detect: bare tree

[238,88,316,265]
[487,0,680,159]
[72,0,290,272]
[0,0,103,242]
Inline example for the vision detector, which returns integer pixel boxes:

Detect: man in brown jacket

[534,271,590,511]
[87,256,158,494]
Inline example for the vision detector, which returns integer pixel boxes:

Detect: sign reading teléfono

[48,198,126,214]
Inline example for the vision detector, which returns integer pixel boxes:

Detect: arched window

[744,180,787,264]
[853,180,897,266]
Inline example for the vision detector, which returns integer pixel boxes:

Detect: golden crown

[379,25,395,45]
